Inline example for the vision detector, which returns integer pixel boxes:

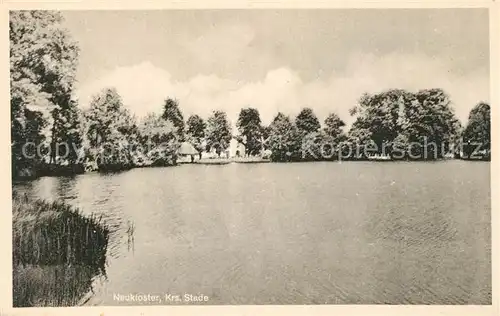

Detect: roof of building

[178,142,198,155]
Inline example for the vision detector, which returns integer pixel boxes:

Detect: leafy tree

[162,98,184,141]
[349,90,409,154]
[410,89,461,159]
[50,99,83,165]
[348,89,460,160]
[321,113,347,158]
[268,112,301,162]
[186,114,206,159]
[138,113,178,166]
[205,110,232,156]
[462,102,490,160]
[236,107,263,156]
[324,113,346,140]
[295,108,321,135]
[84,88,137,171]
[346,120,373,160]
[10,10,80,177]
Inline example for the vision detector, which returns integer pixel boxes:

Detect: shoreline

[12,157,490,182]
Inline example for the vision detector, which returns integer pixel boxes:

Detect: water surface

[13,161,491,305]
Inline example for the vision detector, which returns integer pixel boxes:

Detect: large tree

[268,112,301,162]
[50,99,83,165]
[84,88,137,170]
[162,98,185,141]
[324,113,346,140]
[410,89,461,159]
[295,108,321,135]
[348,89,461,159]
[138,113,178,166]
[348,90,410,153]
[462,102,490,160]
[205,110,232,156]
[236,107,263,156]
[186,114,206,158]
[296,113,348,162]
[10,10,80,177]
[323,112,347,156]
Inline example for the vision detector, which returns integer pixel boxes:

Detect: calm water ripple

[13,160,491,305]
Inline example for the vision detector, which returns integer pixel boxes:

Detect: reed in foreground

[12,192,109,307]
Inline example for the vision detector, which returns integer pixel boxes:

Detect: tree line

[10,11,491,180]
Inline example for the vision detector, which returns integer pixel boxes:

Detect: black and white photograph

[5,3,496,313]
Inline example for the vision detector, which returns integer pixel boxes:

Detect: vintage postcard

[0,1,498,316]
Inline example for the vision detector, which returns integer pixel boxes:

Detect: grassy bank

[12,193,109,307]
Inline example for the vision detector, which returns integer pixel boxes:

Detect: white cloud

[76,53,489,129]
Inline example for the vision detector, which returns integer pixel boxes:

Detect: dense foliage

[348,89,461,160]
[84,88,139,170]
[186,114,206,158]
[206,110,232,156]
[162,98,185,141]
[324,113,346,141]
[296,108,321,135]
[236,107,264,156]
[9,11,491,180]
[138,112,178,166]
[10,11,81,178]
[462,102,490,160]
[268,113,301,162]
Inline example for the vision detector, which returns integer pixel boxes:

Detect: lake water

[13,161,491,305]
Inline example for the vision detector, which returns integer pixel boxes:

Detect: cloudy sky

[62,9,490,126]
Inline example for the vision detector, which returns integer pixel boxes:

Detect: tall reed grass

[12,192,110,307]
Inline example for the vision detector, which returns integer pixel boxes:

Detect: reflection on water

[13,161,491,305]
